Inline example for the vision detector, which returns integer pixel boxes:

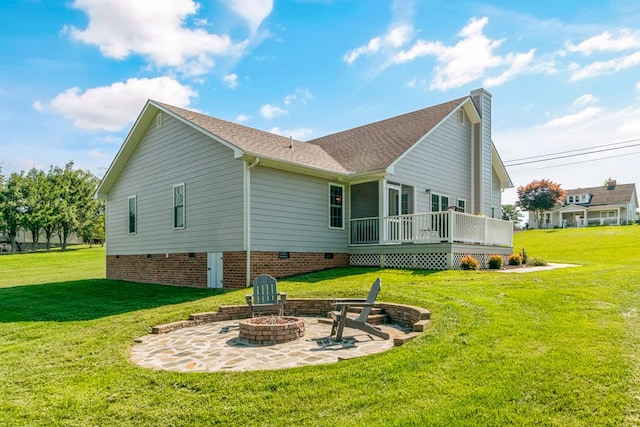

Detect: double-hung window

[128,195,137,234]
[329,184,344,229]
[173,183,185,229]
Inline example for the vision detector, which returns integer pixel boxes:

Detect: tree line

[0,162,104,252]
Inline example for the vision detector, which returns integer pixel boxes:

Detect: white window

[329,184,344,229]
[156,112,163,128]
[457,109,465,125]
[128,196,137,234]
[457,199,466,212]
[431,193,450,212]
[173,183,185,229]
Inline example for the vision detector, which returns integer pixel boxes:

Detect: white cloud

[405,77,427,88]
[88,149,109,158]
[569,51,640,81]
[226,0,273,33]
[235,113,250,123]
[393,17,545,91]
[573,94,597,106]
[566,29,640,55]
[38,77,196,131]
[344,24,413,64]
[223,73,238,89]
[269,127,313,140]
[497,100,640,205]
[260,104,287,119]
[283,88,313,106]
[540,106,603,128]
[66,0,248,75]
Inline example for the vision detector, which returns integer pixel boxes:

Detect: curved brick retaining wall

[151,298,431,345]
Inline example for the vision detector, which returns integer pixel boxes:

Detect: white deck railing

[350,211,513,246]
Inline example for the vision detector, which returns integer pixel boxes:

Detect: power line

[504,137,640,163]
[537,150,640,169]
[504,141,640,166]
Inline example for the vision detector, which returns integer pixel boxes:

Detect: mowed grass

[1,228,640,426]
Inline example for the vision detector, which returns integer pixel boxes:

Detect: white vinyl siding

[105,112,244,255]
[250,167,348,253]
[394,109,472,214]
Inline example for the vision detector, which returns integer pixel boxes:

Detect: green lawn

[1,228,640,426]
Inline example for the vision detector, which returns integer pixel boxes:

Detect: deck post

[447,209,454,243]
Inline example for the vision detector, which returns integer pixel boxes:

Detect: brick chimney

[607,179,617,190]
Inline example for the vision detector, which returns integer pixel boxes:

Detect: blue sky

[2,0,640,205]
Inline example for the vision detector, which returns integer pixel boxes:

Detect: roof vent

[289,136,293,150]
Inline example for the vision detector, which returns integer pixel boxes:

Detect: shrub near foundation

[488,255,503,269]
[460,254,480,270]
[508,253,523,266]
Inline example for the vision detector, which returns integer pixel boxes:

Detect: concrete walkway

[130,317,407,372]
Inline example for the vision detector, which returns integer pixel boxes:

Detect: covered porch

[349,180,513,247]
[558,204,627,228]
[346,180,514,270]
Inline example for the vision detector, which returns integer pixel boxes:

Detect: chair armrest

[278,292,287,304]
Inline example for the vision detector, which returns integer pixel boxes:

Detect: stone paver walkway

[130,317,407,372]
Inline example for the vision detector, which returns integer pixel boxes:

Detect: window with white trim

[457,109,465,125]
[173,183,185,229]
[329,184,344,229]
[128,196,137,234]
[431,193,450,212]
[156,112,163,128]
[457,199,466,212]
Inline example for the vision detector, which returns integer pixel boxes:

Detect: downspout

[245,158,260,288]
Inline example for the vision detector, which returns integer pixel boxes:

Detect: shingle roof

[154,101,349,173]
[307,97,467,173]
[567,183,637,206]
[155,96,467,175]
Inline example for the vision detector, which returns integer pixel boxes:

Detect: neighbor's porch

[558,205,629,228]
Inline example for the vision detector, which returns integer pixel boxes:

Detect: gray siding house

[96,88,513,288]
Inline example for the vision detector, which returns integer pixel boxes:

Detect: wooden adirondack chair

[246,274,287,317]
[330,277,390,342]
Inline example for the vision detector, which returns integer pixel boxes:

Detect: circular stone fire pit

[238,316,305,345]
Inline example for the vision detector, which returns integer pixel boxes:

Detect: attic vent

[457,109,465,125]
[156,112,163,128]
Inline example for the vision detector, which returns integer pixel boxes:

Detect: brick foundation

[107,250,349,289]
[107,253,208,288]
[223,251,350,289]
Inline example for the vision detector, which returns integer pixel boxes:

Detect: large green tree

[0,172,27,252]
[51,162,101,250]
[20,168,50,251]
[501,204,523,225]
[516,179,567,228]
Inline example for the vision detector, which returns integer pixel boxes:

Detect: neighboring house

[528,180,638,229]
[96,88,514,289]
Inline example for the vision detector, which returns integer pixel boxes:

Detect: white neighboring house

[528,180,638,229]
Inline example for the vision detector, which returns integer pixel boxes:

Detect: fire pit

[238,316,305,345]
